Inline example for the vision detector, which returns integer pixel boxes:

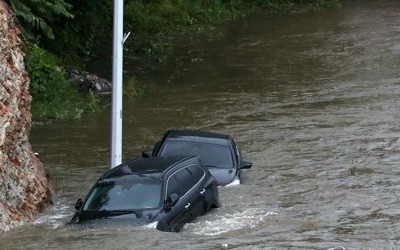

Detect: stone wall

[0,1,53,231]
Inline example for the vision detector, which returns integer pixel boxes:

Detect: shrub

[25,44,101,120]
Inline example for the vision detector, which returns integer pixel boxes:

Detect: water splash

[186,208,278,236]
[34,201,72,229]
[225,178,240,187]
[145,222,158,229]
[326,247,346,250]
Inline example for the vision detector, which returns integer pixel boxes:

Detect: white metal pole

[111,0,123,168]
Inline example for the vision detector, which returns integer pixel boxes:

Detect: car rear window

[160,141,234,169]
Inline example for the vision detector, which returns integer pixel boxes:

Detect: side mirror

[166,193,180,209]
[75,198,83,210]
[239,160,252,169]
[141,151,152,158]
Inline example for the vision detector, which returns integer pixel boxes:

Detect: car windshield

[160,141,234,169]
[82,177,162,212]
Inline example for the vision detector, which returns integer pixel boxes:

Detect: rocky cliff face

[0,1,53,231]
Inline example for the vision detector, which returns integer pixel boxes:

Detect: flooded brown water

[2,1,400,249]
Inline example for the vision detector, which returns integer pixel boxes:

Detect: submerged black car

[69,156,220,232]
[142,129,252,186]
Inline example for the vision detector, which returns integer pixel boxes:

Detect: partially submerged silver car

[143,129,252,186]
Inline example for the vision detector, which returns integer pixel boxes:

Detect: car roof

[163,129,232,146]
[102,155,194,180]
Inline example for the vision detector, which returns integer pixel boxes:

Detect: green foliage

[124,0,188,35]
[248,0,341,13]
[124,0,239,36]
[25,45,102,120]
[26,45,75,102]
[43,0,113,67]
[138,39,173,63]
[124,76,146,97]
[83,91,103,112]
[7,0,73,42]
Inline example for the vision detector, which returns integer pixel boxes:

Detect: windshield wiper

[90,209,143,218]
[205,164,232,169]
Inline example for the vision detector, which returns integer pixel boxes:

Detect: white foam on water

[145,221,158,229]
[326,247,346,250]
[186,208,278,236]
[34,201,72,229]
[224,178,240,187]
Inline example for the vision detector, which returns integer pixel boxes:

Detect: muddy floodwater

[2,1,400,249]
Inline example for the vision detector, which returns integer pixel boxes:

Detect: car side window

[166,174,182,198]
[168,164,204,199]
[176,165,204,194]
[175,168,194,194]
[187,165,205,184]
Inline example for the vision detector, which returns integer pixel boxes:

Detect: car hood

[74,210,160,226]
[83,214,150,227]
[207,167,237,186]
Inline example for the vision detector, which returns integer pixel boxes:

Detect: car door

[162,165,205,231]
[185,164,208,215]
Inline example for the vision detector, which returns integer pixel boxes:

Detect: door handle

[200,189,205,195]
[185,203,191,209]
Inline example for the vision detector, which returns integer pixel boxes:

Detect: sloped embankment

[0,1,53,231]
